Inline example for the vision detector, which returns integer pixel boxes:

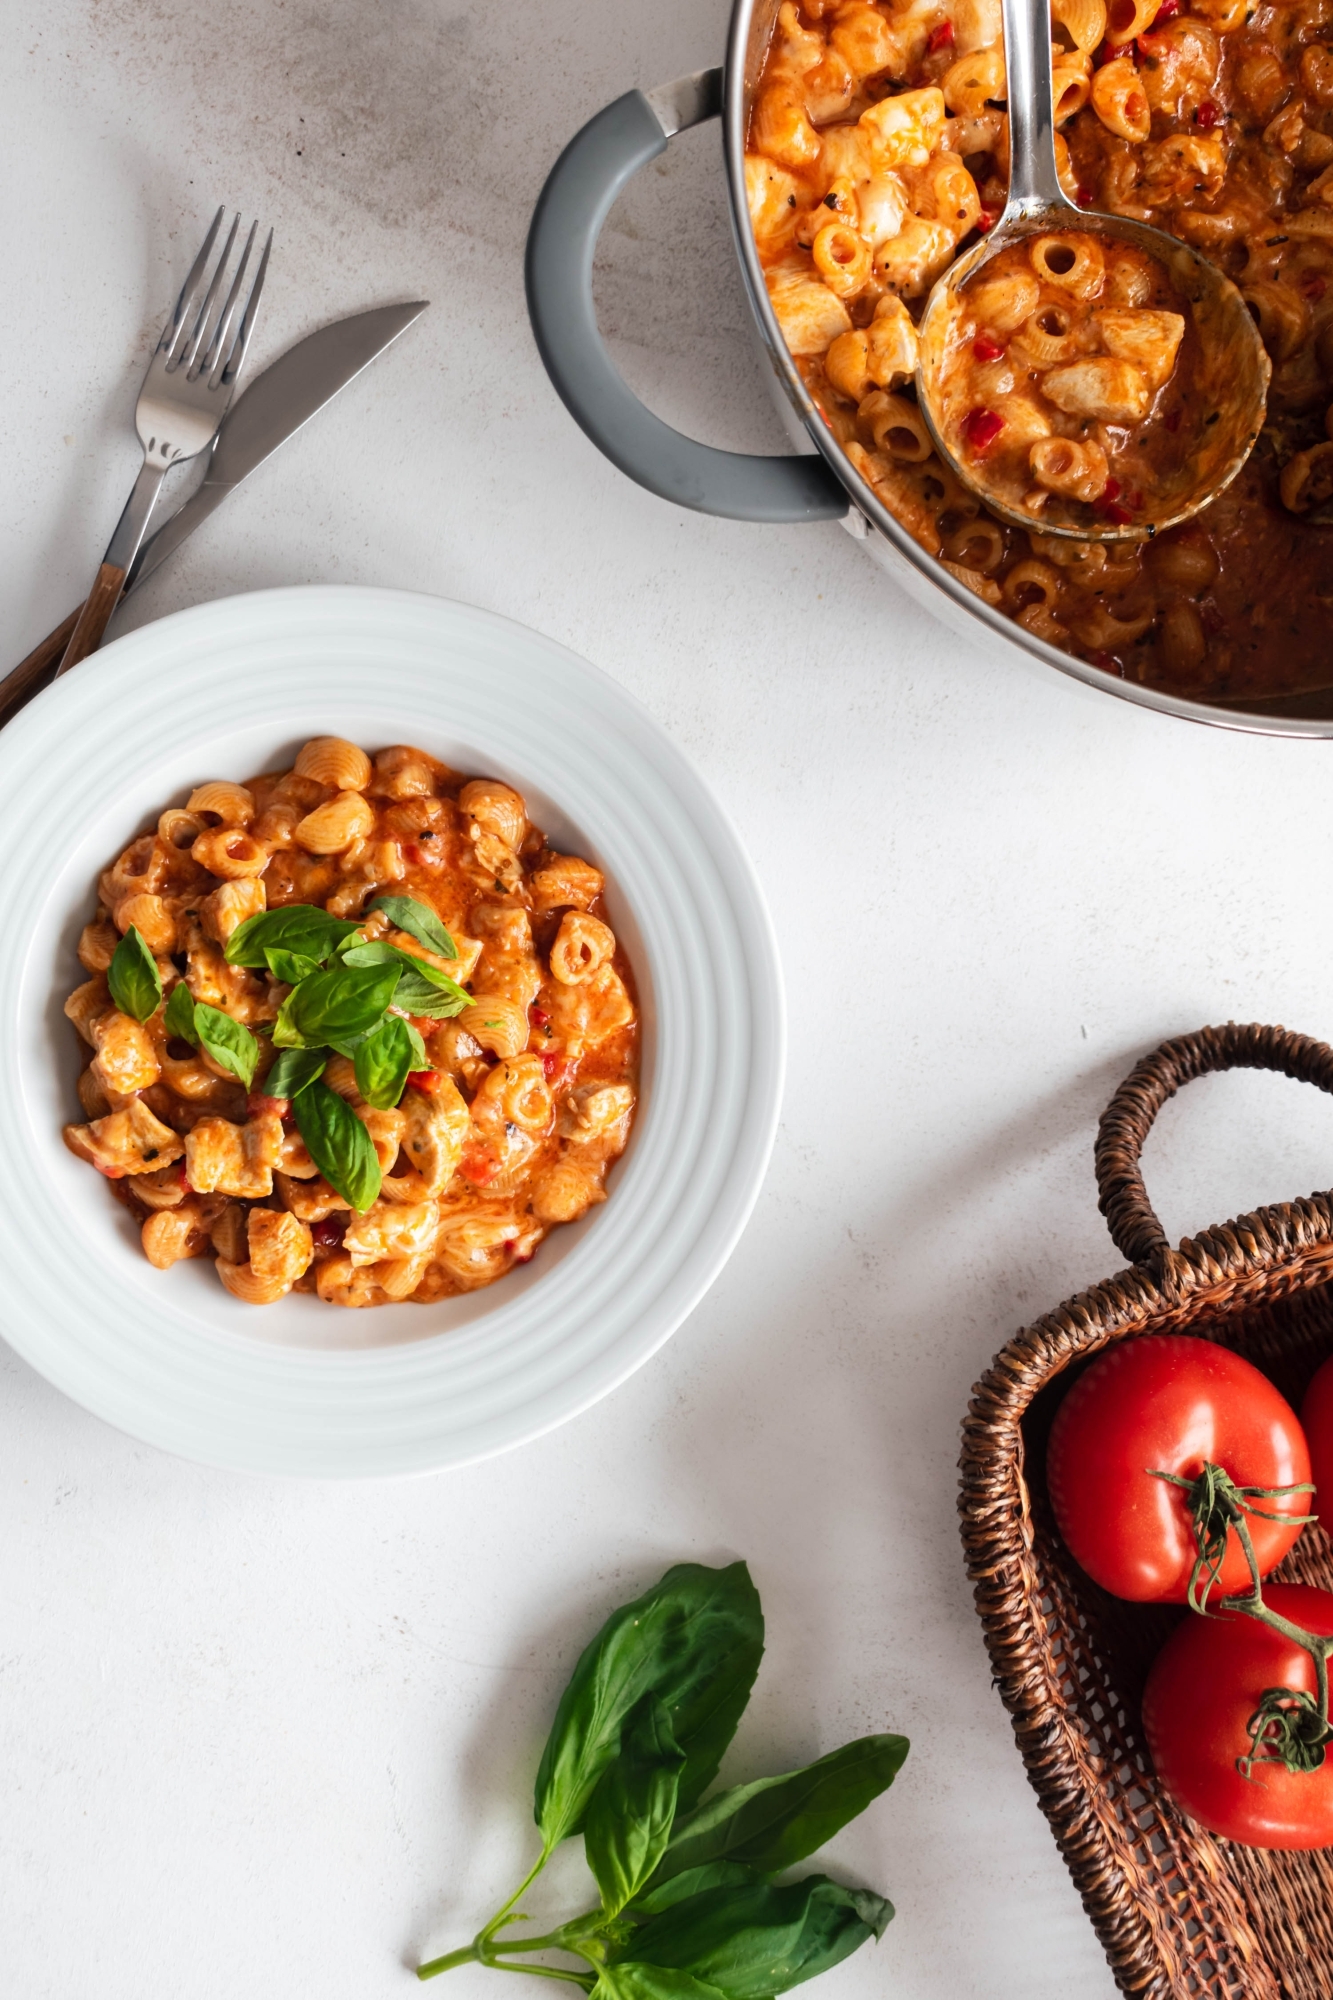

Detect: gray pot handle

[525,68,848,524]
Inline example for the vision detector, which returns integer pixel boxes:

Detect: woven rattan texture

[959,1025,1333,2000]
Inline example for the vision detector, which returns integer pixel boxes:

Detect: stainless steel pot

[525,0,1333,738]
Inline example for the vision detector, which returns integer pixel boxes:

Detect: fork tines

[160,205,272,389]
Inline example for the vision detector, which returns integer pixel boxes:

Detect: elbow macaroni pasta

[748,0,1333,703]
[62,738,639,1310]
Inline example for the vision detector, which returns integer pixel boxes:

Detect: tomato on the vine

[1302,1355,1333,1534]
[1047,1335,1311,1601]
[1143,1584,1333,1848]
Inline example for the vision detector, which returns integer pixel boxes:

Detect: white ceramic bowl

[0,586,784,1476]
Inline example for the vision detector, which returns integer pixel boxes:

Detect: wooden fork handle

[56,563,127,675]
[0,606,81,726]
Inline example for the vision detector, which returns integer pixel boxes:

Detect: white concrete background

[5,3,1333,1995]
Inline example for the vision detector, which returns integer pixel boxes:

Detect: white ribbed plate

[0,587,784,1477]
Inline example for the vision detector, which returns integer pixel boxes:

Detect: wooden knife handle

[0,606,81,726]
[57,562,127,674]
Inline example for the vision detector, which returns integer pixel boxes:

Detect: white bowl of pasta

[528,0,1333,732]
[0,586,784,1476]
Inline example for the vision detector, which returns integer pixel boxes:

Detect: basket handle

[1095,1022,1333,1283]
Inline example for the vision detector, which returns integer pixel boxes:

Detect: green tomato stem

[1154,1460,1333,1776]
[1148,1461,1316,1616]
[1217,1505,1333,1770]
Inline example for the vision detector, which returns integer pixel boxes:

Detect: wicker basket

[958,1022,1333,2000]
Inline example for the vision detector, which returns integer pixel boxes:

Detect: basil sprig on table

[221,894,467,1210]
[415,1562,908,1995]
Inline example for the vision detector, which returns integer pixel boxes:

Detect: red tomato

[1302,1356,1333,1531]
[1047,1335,1311,1601]
[1143,1584,1333,1847]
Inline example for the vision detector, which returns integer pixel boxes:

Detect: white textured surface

[0,588,782,1474]
[6,2,1333,1996]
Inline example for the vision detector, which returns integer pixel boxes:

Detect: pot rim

[719,0,1333,739]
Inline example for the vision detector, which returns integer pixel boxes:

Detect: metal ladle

[913,0,1271,541]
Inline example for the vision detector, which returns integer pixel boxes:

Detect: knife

[3,299,428,720]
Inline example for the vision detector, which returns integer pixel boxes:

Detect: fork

[55,206,271,675]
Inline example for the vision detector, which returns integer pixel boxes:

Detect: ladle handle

[1001,0,1071,214]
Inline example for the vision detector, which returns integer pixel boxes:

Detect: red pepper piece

[407,1068,441,1093]
[963,407,1004,452]
[1151,0,1180,19]
[927,19,955,50]
[972,333,1005,361]
[311,1215,347,1249]
[1196,100,1220,128]
[541,1052,574,1090]
[1076,184,1096,208]
[976,209,999,232]
[1099,477,1122,505]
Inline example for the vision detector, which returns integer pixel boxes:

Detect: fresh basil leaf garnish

[352,1013,420,1110]
[585,1697,686,1920]
[163,980,199,1047]
[335,941,400,968]
[292,1079,381,1211]
[367,893,458,960]
[107,926,162,1024]
[613,1876,892,1997]
[225,903,361,970]
[339,942,471,1018]
[272,962,401,1049]
[533,1562,764,1853]
[389,963,471,1018]
[263,946,323,986]
[192,1004,260,1090]
[645,1737,910,1888]
[264,1046,328,1099]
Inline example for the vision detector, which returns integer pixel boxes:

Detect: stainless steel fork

[56,206,272,675]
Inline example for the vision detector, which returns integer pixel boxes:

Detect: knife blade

[4,299,428,718]
[127,298,427,590]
